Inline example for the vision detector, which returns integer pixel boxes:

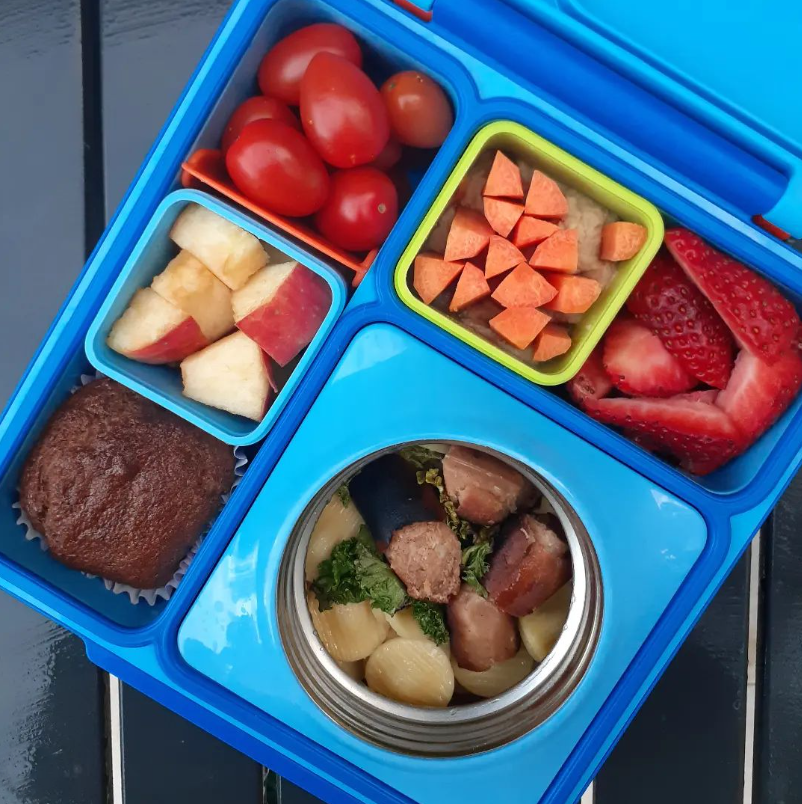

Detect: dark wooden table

[1,2,800,803]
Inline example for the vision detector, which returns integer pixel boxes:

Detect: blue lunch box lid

[498,0,802,236]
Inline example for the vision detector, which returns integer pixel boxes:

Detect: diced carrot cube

[511,216,559,248]
[542,274,601,314]
[599,221,647,261]
[483,151,524,199]
[490,306,551,350]
[491,263,557,308]
[485,235,525,279]
[532,323,572,362]
[413,253,464,304]
[483,197,524,237]
[444,207,493,262]
[525,170,569,219]
[530,229,579,273]
[449,262,491,312]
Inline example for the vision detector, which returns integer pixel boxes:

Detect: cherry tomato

[300,53,390,169]
[225,119,330,217]
[258,23,362,106]
[380,71,453,148]
[220,96,300,155]
[369,136,403,171]
[315,168,398,252]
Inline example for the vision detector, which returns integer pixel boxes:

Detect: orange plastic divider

[754,214,791,241]
[391,0,433,21]
[181,149,374,277]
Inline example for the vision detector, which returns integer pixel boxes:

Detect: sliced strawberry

[602,318,696,397]
[587,396,743,475]
[626,250,735,389]
[567,346,613,408]
[664,228,799,365]
[715,348,802,444]
[676,389,719,404]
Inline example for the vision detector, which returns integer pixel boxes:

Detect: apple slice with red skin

[233,261,331,367]
[181,331,275,421]
[151,250,234,342]
[107,288,208,365]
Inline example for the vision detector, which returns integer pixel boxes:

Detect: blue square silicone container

[0,0,801,802]
[85,189,347,446]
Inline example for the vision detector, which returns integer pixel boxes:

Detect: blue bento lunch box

[1,0,802,802]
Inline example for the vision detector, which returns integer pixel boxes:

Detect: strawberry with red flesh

[665,228,799,365]
[567,346,613,408]
[603,317,696,398]
[716,347,802,444]
[626,250,735,389]
[587,396,743,475]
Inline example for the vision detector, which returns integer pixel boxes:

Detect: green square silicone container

[394,121,664,385]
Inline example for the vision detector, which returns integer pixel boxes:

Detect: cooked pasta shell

[305,495,365,582]
[385,607,428,640]
[365,638,455,707]
[308,594,389,662]
[519,582,572,662]
[452,648,533,698]
[336,659,365,682]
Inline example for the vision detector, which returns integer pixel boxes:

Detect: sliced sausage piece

[447,584,519,672]
[349,454,437,548]
[442,445,536,526]
[484,514,571,617]
[386,521,461,603]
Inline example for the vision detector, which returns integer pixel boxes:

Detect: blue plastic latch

[498,0,802,238]
[763,168,802,238]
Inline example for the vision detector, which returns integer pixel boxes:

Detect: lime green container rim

[394,120,665,386]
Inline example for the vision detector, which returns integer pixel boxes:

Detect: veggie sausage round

[447,584,519,672]
[386,521,461,603]
[484,514,571,617]
[442,445,536,526]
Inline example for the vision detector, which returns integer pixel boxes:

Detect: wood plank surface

[0,2,107,802]
[595,552,751,804]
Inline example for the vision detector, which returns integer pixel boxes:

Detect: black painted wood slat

[99,0,265,800]
[754,475,802,804]
[0,595,106,804]
[117,685,263,803]
[0,0,89,405]
[0,1,108,802]
[100,0,232,215]
[594,552,751,804]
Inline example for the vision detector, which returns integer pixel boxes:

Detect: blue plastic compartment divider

[85,188,347,446]
[0,0,799,802]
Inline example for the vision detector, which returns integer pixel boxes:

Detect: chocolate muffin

[19,378,234,589]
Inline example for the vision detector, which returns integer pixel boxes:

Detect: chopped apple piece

[232,261,331,367]
[151,250,234,342]
[180,331,274,421]
[107,288,207,364]
[170,203,268,290]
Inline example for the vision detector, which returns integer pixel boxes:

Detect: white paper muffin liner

[12,372,249,605]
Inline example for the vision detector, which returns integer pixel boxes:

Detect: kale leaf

[336,483,351,508]
[312,526,407,614]
[398,445,442,471]
[411,601,449,645]
[461,540,493,598]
